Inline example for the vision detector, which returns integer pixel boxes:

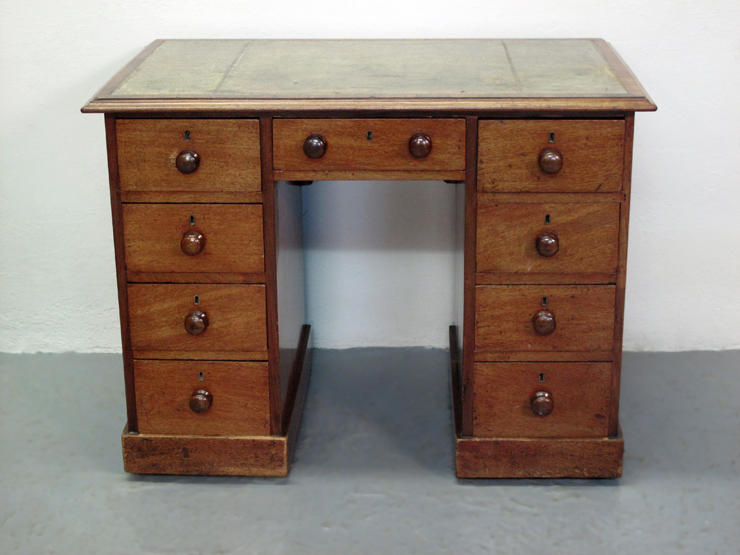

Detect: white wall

[1,0,738,352]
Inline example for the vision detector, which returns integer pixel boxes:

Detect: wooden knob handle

[181,230,205,256]
[538,148,563,174]
[303,134,327,159]
[536,232,559,257]
[184,310,209,335]
[176,150,200,174]
[409,133,432,158]
[190,389,213,414]
[531,391,554,416]
[533,310,556,335]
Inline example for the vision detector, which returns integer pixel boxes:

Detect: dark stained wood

[122,424,290,476]
[261,116,282,436]
[473,362,612,438]
[478,119,625,193]
[538,148,563,174]
[449,325,462,436]
[473,351,613,363]
[610,113,635,437]
[533,310,556,335]
[476,272,617,285]
[184,310,209,335]
[117,119,261,193]
[456,429,624,478]
[126,271,265,284]
[475,285,616,353]
[275,182,307,429]
[121,191,263,203]
[408,133,432,158]
[476,201,620,274]
[134,360,269,435]
[128,284,267,352]
[133,350,268,361]
[282,325,312,437]
[105,115,138,432]
[273,169,466,181]
[286,326,312,465]
[461,116,479,437]
[273,119,466,171]
[303,134,327,159]
[122,203,264,274]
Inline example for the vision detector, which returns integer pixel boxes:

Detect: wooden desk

[83,39,656,478]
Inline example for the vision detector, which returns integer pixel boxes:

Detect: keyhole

[545,214,551,225]
[198,372,205,381]
[190,215,195,226]
[184,130,191,141]
[194,295,200,305]
[541,296,548,307]
[367,131,373,141]
[548,132,555,143]
[539,373,545,383]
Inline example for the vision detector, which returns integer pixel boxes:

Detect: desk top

[82,39,655,113]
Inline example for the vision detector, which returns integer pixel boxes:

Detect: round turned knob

[538,148,563,174]
[533,310,556,335]
[184,310,209,336]
[409,133,433,158]
[303,134,327,159]
[536,232,559,257]
[176,150,200,174]
[189,389,213,414]
[181,230,205,256]
[531,391,554,417]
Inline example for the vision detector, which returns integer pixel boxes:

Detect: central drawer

[273,118,466,170]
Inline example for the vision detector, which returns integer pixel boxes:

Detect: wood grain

[122,203,264,274]
[128,284,267,352]
[456,429,623,478]
[105,115,138,432]
[117,119,261,193]
[473,362,612,438]
[120,191,263,203]
[273,170,466,181]
[473,351,612,362]
[273,119,466,171]
[135,360,269,436]
[476,201,620,274]
[133,350,268,360]
[122,426,289,476]
[126,272,265,284]
[476,273,616,285]
[475,285,616,353]
[478,119,625,193]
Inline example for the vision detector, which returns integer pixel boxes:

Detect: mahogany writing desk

[82,39,656,478]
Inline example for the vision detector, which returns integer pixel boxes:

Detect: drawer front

[122,204,265,274]
[473,362,612,438]
[477,201,620,274]
[478,120,625,192]
[117,119,261,193]
[128,284,267,353]
[135,360,270,436]
[273,118,466,171]
[475,285,615,353]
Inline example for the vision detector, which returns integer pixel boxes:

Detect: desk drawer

[273,119,466,171]
[128,284,267,355]
[473,362,612,438]
[475,285,615,353]
[135,360,270,436]
[477,200,620,274]
[122,204,265,275]
[117,119,261,193]
[478,120,625,192]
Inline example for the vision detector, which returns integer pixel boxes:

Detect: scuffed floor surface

[1,349,739,554]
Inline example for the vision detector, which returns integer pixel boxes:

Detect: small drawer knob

[190,389,213,414]
[538,148,563,174]
[184,310,209,335]
[531,391,554,416]
[303,134,327,159]
[536,232,559,257]
[176,150,200,174]
[533,310,556,335]
[409,133,432,158]
[181,230,205,256]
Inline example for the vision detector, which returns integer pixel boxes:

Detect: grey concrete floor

[1,349,738,554]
